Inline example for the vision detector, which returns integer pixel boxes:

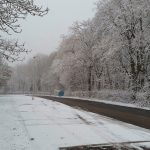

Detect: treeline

[0,57,11,91]
[8,0,150,102]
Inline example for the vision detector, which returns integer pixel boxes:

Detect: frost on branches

[7,0,150,105]
[0,0,48,62]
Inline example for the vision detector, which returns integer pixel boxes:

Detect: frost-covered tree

[99,0,150,100]
[8,53,61,94]
[7,0,150,103]
[70,21,104,93]
[0,58,11,87]
[0,0,48,62]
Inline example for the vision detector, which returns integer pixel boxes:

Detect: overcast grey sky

[11,0,97,62]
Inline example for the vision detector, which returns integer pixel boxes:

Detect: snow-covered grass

[66,90,150,108]
[0,95,150,150]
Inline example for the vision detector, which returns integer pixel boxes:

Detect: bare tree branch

[0,0,49,62]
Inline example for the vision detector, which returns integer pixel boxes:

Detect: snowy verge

[39,94,150,111]
[64,90,150,109]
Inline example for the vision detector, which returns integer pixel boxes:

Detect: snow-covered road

[0,95,150,150]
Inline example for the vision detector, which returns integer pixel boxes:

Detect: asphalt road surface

[40,96,150,129]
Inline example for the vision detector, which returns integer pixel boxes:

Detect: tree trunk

[87,66,92,97]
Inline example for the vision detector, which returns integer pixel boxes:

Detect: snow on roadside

[0,95,150,150]
[64,90,150,109]
[54,95,150,110]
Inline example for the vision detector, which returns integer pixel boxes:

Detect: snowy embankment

[55,95,150,111]
[65,90,150,109]
[0,95,150,150]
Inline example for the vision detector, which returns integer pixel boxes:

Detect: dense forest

[2,0,150,106]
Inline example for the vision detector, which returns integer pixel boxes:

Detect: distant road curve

[39,96,150,129]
